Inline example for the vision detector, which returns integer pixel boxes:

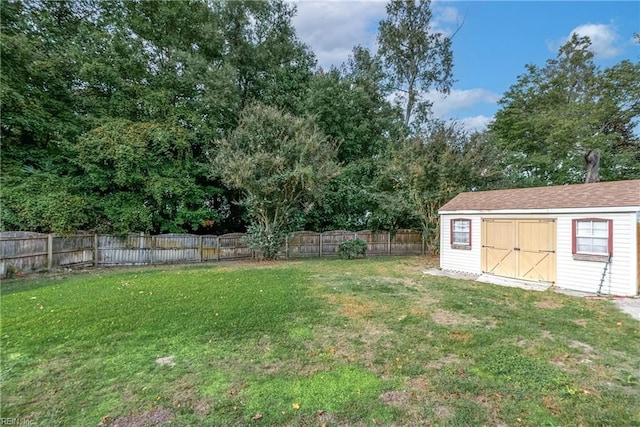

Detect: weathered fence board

[52,235,94,268]
[218,233,252,260]
[0,229,424,278]
[98,234,151,265]
[152,234,200,264]
[0,233,49,276]
[357,230,389,256]
[391,229,424,255]
[287,231,320,258]
[201,236,219,261]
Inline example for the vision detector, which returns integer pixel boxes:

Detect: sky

[289,0,640,132]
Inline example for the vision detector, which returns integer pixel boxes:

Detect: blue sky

[291,1,640,132]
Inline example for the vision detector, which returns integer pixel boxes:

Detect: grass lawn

[1,257,638,426]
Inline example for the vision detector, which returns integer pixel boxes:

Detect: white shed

[438,180,640,296]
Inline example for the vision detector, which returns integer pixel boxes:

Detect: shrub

[5,264,20,279]
[337,238,367,259]
[242,224,287,260]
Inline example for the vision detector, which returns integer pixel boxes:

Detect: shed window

[451,219,471,249]
[572,219,612,260]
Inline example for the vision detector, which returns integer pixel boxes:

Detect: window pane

[592,222,608,237]
[576,234,608,255]
[452,220,470,246]
[592,245,608,254]
[575,220,609,255]
[453,232,469,244]
[453,220,469,232]
[576,221,592,234]
[576,237,592,253]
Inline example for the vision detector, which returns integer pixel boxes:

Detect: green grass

[1,258,639,426]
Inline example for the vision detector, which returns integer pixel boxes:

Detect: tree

[1,0,318,234]
[490,34,640,186]
[304,47,403,163]
[212,103,338,259]
[300,47,406,231]
[219,0,315,115]
[377,0,454,129]
[1,0,100,233]
[73,119,216,233]
[385,121,501,252]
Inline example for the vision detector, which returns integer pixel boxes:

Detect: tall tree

[219,0,315,115]
[304,47,402,163]
[377,0,454,129]
[1,0,99,232]
[212,103,338,259]
[385,121,501,252]
[300,47,405,231]
[490,34,640,186]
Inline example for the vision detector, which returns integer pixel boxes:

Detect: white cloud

[431,2,464,36]
[572,23,622,59]
[426,88,501,118]
[456,115,493,133]
[291,0,464,70]
[425,88,500,133]
[437,5,461,24]
[290,0,387,70]
[551,23,623,59]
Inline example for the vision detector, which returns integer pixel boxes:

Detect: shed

[438,179,640,296]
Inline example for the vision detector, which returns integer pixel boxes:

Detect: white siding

[440,215,482,274]
[556,212,637,296]
[439,210,639,296]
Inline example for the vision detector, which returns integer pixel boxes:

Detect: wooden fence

[0,229,424,278]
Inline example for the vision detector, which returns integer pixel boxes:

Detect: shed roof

[439,179,640,212]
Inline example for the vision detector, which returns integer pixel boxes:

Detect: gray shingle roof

[439,180,640,212]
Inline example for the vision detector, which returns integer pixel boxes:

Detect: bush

[337,238,367,259]
[242,224,287,260]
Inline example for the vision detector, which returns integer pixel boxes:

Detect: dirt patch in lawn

[535,300,564,309]
[569,340,595,354]
[373,275,442,307]
[155,356,176,367]
[431,309,482,326]
[311,320,395,366]
[325,295,378,318]
[167,375,212,417]
[380,390,413,407]
[103,408,174,427]
[425,353,462,369]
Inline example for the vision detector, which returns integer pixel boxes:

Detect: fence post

[216,236,220,261]
[149,234,155,265]
[285,233,289,260]
[387,231,391,256]
[94,234,99,267]
[198,235,203,263]
[319,232,323,257]
[47,234,53,270]
[421,231,426,255]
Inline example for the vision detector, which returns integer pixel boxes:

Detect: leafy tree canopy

[212,103,339,258]
[490,34,640,186]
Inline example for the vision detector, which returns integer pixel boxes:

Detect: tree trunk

[585,150,600,183]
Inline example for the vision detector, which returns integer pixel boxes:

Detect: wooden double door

[482,219,556,283]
